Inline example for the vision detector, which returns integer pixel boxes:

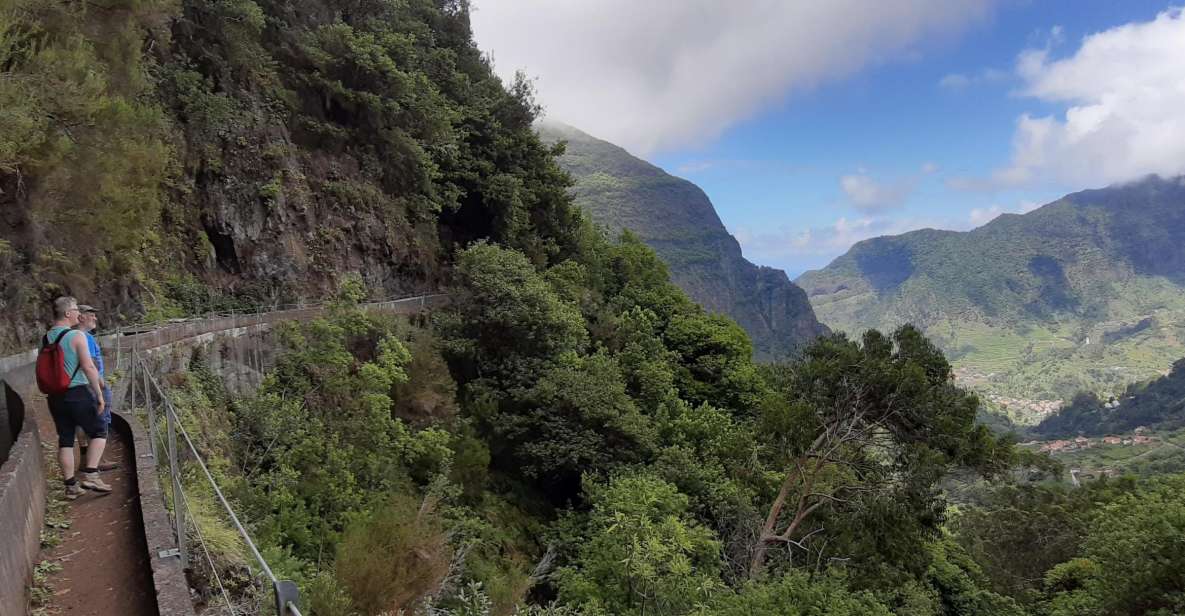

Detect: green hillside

[539,121,828,360]
[798,177,1185,411]
[1036,358,1185,437]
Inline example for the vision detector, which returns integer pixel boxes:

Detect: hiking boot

[80,472,112,494]
[65,482,84,500]
[98,462,120,472]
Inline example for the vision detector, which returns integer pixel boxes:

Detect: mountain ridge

[798,175,1185,411]
[539,121,828,360]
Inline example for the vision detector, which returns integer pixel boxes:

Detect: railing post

[274,580,300,615]
[143,359,156,458]
[167,402,188,568]
[129,350,137,415]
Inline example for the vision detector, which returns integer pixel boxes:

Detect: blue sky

[473,1,1185,277]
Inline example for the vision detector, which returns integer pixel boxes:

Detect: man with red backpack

[38,296,110,499]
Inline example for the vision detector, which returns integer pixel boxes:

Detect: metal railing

[108,292,445,615]
[133,353,301,615]
[106,294,446,381]
[110,294,445,337]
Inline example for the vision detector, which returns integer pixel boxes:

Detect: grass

[29,560,63,614]
[30,441,73,615]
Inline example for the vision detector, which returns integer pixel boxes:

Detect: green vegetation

[538,122,827,362]
[164,249,1039,615]
[159,244,1185,616]
[0,0,581,351]
[1036,357,1185,437]
[798,178,1185,408]
[954,475,1185,615]
[9,1,1185,615]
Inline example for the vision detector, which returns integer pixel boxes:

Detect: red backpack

[36,330,81,395]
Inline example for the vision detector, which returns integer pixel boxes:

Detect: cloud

[734,215,949,273]
[939,73,971,89]
[673,159,812,176]
[991,8,1185,187]
[840,172,914,212]
[938,67,1007,90]
[736,197,1045,273]
[675,161,718,175]
[471,0,993,154]
[968,199,1041,226]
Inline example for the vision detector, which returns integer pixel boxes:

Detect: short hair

[52,296,78,320]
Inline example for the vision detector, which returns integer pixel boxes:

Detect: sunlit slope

[540,121,828,360]
[798,176,1185,409]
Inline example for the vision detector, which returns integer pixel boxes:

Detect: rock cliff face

[539,122,827,360]
[0,0,570,352]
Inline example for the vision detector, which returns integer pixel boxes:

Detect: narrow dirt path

[35,399,158,616]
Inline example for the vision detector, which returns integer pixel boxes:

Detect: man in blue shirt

[76,305,118,471]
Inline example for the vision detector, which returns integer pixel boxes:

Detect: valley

[4,1,1185,615]
[799,177,1185,421]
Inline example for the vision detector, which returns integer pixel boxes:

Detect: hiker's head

[52,296,80,326]
[78,305,99,332]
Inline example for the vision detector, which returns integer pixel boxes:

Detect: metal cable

[126,295,450,614]
[177,481,237,615]
[141,360,280,584]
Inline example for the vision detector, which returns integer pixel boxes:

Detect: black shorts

[48,386,108,447]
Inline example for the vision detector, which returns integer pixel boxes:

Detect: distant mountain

[798,175,1185,408]
[539,122,828,360]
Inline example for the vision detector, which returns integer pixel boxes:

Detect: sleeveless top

[46,326,90,388]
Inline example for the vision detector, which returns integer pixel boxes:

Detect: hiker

[74,304,117,472]
[40,296,111,499]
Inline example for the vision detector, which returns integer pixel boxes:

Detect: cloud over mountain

[471,0,992,154]
[840,172,914,212]
[995,8,1185,187]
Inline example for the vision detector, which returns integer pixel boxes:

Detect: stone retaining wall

[0,379,46,616]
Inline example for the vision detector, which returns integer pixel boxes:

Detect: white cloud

[673,159,811,176]
[736,197,1045,273]
[840,172,914,212]
[992,8,1185,187]
[921,162,940,174]
[968,205,1005,227]
[734,215,948,273]
[938,67,1007,89]
[471,0,993,154]
[968,199,1041,227]
[939,73,972,89]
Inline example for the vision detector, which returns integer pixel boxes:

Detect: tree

[695,571,893,616]
[1038,475,1185,615]
[749,327,1013,578]
[436,241,587,390]
[556,473,723,616]
[508,352,656,494]
[665,312,764,413]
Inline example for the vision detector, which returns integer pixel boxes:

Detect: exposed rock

[539,121,828,360]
